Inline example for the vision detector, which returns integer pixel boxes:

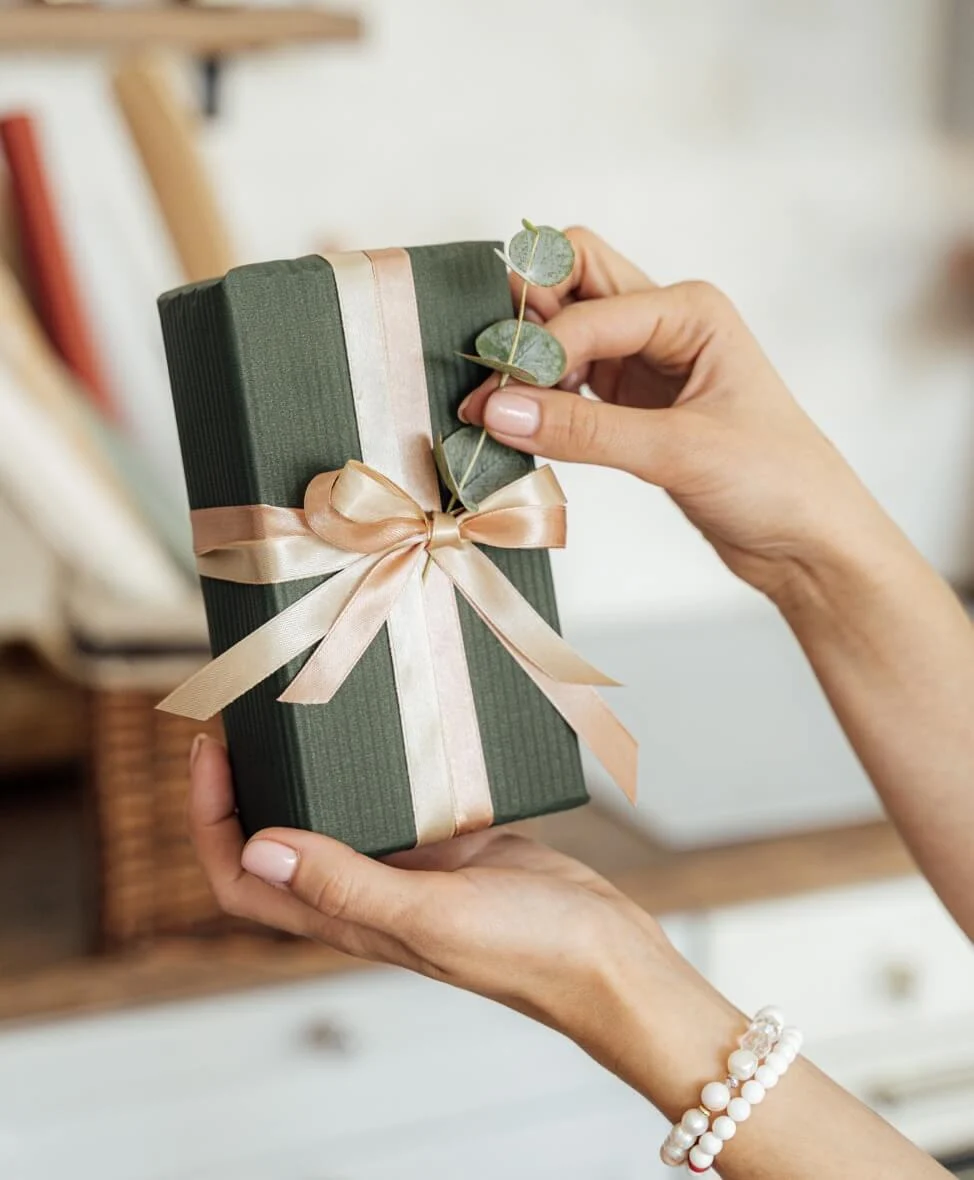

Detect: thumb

[482,385,685,486]
[242,827,424,933]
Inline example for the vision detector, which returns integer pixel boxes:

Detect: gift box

[157,242,633,856]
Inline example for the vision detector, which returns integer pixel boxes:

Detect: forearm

[771,511,974,937]
[579,945,948,1179]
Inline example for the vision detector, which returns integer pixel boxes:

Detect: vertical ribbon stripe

[366,248,494,836]
[322,252,481,844]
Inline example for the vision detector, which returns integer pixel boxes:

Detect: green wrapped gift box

[157,242,597,856]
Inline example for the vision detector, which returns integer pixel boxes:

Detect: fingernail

[560,369,582,390]
[189,733,207,770]
[457,394,472,423]
[484,391,541,437]
[242,839,299,885]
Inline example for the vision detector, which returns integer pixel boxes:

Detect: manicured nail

[189,732,207,769]
[560,368,582,391]
[242,839,299,885]
[457,394,472,423]
[484,391,541,437]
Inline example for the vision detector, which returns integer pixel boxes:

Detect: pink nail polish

[484,391,541,438]
[189,733,207,769]
[457,395,472,423]
[242,839,299,885]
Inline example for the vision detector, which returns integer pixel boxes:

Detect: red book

[0,112,116,419]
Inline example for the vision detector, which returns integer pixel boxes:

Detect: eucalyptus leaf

[456,353,538,384]
[507,224,574,288]
[474,319,566,387]
[433,434,462,502]
[437,425,524,511]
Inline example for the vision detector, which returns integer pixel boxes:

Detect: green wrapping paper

[158,243,588,856]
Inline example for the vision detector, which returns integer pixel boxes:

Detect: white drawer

[702,876,974,1045]
[0,969,623,1180]
[175,1085,665,1180]
[814,1015,974,1159]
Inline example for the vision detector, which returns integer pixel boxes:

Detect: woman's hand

[464,229,974,949]
[188,735,949,1180]
[187,735,714,1059]
[459,227,893,604]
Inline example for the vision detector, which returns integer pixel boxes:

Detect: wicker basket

[90,690,240,947]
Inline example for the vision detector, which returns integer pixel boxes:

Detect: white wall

[2,0,974,627]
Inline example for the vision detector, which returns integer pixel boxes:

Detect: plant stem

[450,227,540,509]
[501,255,533,390]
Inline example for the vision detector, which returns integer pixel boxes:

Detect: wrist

[764,504,916,629]
[573,927,743,1118]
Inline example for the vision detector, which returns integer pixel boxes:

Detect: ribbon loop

[305,466,425,555]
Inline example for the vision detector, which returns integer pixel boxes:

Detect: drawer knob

[882,962,920,1003]
[870,1060,974,1106]
[300,1017,353,1055]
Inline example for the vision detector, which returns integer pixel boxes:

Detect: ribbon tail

[433,544,636,803]
[487,628,638,804]
[525,670,638,804]
[433,544,618,686]
[158,556,379,720]
[279,544,424,705]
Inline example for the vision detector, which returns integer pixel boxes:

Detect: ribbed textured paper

[159,243,587,855]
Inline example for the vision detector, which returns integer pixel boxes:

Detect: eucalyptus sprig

[434,221,575,514]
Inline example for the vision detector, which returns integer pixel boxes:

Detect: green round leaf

[432,433,461,503]
[435,425,525,511]
[507,224,574,288]
[473,319,566,387]
[457,353,538,384]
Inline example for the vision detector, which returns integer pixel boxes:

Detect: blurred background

[2,1,974,1176]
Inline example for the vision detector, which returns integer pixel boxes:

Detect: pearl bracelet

[660,1006,803,1174]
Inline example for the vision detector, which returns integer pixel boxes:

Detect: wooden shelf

[0,6,362,54]
[0,936,353,1025]
[0,810,916,1025]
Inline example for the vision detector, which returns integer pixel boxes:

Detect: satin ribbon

[328,247,478,841]
[158,459,637,803]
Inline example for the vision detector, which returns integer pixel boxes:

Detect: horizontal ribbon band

[159,458,637,803]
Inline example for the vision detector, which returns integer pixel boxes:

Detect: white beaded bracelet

[660,1006,803,1173]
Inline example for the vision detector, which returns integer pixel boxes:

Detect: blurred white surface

[704,876,974,1160]
[575,600,882,844]
[0,1,971,621]
[2,880,972,1175]
[0,497,58,643]
[0,929,692,1180]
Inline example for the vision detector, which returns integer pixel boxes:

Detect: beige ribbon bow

[159,459,637,803]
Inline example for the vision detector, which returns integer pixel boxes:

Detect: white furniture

[0,918,695,1180]
[1,880,972,1178]
[703,876,974,1161]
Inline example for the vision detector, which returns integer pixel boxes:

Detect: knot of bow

[303,459,567,558]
